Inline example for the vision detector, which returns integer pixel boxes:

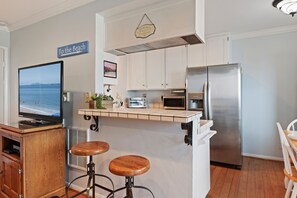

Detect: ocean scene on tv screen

[19,63,61,117]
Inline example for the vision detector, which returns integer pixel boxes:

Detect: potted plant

[91,94,114,109]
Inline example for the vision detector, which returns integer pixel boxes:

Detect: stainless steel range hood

[107,34,202,55]
[103,0,205,56]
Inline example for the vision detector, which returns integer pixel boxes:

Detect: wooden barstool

[66,141,114,198]
[107,155,155,198]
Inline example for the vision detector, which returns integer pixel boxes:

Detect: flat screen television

[18,61,63,124]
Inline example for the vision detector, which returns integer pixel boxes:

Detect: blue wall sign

[57,41,89,58]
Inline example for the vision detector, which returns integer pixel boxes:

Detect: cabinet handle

[161,84,164,86]
[0,170,3,175]
[166,83,168,86]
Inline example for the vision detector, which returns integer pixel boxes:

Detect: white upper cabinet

[146,49,165,90]
[165,46,187,89]
[187,44,206,67]
[206,34,230,66]
[127,52,146,90]
[187,33,230,67]
[126,46,187,90]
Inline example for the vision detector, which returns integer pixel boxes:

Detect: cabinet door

[165,46,187,89]
[206,35,230,66]
[1,156,21,198]
[127,52,146,90]
[187,44,206,68]
[146,49,165,89]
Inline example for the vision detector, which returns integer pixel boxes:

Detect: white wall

[0,30,10,47]
[9,0,133,123]
[232,31,297,159]
[9,0,137,193]
[0,30,10,124]
[10,4,95,124]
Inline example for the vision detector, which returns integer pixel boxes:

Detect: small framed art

[104,60,117,78]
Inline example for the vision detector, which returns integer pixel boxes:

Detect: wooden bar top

[0,122,63,134]
[78,108,202,123]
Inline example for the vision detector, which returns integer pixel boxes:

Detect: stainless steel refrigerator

[187,64,242,167]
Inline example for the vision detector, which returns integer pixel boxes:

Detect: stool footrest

[95,183,113,193]
[66,159,114,198]
[107,176,155,198]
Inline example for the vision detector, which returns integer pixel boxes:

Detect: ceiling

[0,0,296,34]
[0,0,96,31]
[205,0,297,35]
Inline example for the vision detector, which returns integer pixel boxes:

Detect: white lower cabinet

[196,130,216,198]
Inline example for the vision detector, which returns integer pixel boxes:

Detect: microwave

[163,96,186,110]
[127,97,147,108]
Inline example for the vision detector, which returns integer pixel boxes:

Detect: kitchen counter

[78,108,202,123]
[77,108,214,198]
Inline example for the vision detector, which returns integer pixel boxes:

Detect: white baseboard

[242,153,283,162]
[67,183,106,198]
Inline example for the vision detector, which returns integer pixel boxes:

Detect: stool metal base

[67,156,114,198]
[107,176,154,198]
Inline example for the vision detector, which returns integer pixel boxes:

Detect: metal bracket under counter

[83,115,100,132]
[83,114,194,145]
[181,122,193,146]
[80,109,203,145]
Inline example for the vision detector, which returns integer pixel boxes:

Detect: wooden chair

[287,119,297,131]
[277,122,297,198]
[107,155,155,198]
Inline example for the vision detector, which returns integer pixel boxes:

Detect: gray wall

[9,0,135,191]
[232,32,297,159]
[0,30,10,47]
[9,0,132,124]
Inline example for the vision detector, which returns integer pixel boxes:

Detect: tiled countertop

[78,108,202,123]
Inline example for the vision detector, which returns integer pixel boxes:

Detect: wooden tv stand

[0,122,66,198]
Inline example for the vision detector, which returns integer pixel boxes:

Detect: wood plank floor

[207,157,286,198]
[63,157,285,198]
[61,189,87,198]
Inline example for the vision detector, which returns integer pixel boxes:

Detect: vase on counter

[96,98,104,109]
[89,100,95,109]
[95,99,113,109]
[102,100,114,109]
[91,93,114,109]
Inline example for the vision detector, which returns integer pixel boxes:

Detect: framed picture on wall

[103,60,117,78]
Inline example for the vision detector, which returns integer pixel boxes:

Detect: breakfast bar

[77,108,215,198]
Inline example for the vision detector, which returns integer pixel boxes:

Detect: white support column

[192,115,200,198]
[0,47,9,124]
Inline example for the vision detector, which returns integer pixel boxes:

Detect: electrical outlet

[63,92,70,102]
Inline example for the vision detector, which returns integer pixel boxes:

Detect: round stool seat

[109,155,150,177]
[71,141,109,156]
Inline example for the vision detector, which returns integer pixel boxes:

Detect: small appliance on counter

[163,89,186,110]
[127,97,147,108]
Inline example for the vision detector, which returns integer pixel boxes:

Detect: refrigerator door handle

[203,82,208,120]
[208,81,213,120]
